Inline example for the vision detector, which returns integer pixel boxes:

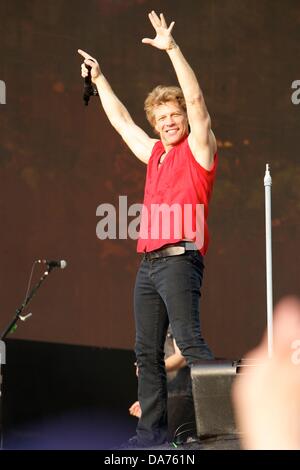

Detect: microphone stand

[264,164,273,358]
[0,264,56,449]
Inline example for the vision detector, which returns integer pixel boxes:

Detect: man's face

[153,101,188,148]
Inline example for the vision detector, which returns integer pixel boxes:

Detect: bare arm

[165,339,186,372]
[129,339,186,419]
[78,49,156,164]
[142,12,216,170]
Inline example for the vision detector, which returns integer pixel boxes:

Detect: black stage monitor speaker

[191,360,238,438]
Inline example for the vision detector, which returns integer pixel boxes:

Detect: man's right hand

[78,49,101,83]
[77,48,155,164]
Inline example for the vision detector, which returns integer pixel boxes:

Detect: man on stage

[79,10,217,447]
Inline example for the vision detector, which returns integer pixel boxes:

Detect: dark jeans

[134,250,213,445]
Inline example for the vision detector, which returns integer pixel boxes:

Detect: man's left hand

[142,11,176,51]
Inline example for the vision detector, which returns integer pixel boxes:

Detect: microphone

[37,259,67,269]
[83,64,98,106]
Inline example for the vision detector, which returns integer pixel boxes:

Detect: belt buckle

[159,245,186,257]
[168,246,185,256]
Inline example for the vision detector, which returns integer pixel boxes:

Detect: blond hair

[144,85,187,128]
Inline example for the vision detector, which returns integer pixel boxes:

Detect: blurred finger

[151,10,161,26]
[160,13,167,28]
[168,21,175,34]
[148,12,158,30]
[273,297,300,357]
[81,64,88,77]
[142,38,154,46]
[84,58,95,67]
[78,49,95,61]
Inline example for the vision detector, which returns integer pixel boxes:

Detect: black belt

[143,242,197,260]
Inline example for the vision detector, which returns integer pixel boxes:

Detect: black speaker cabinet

[191,360,238,438]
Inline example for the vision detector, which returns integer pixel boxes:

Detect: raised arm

[142,11,216,170]
[78,49,156,164]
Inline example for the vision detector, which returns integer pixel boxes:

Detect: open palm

[142,11,175,50]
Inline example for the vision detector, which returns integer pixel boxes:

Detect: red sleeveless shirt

[137,137,217,256]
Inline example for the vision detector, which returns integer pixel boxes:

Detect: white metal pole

[264,164,273,358]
